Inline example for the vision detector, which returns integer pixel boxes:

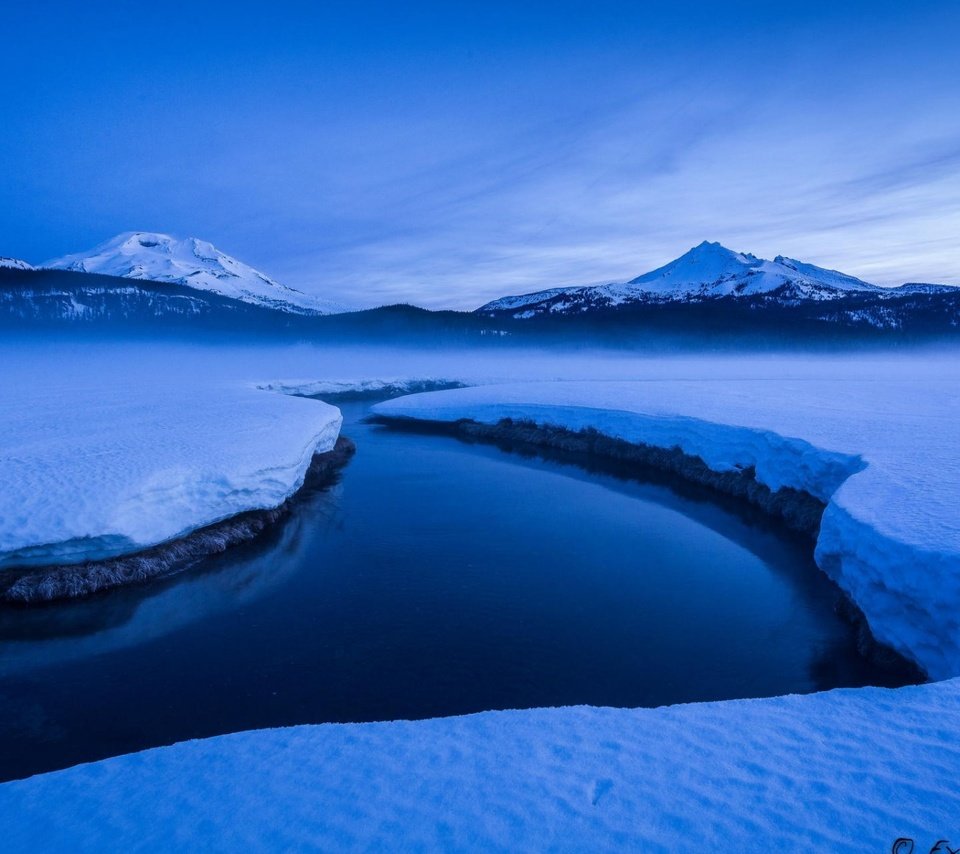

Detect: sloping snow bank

[1,679,957,852]
[374,379,960,678]
[0,382,341,568]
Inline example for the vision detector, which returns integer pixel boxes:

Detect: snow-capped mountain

[479,241,888,317]
[44,232,346,315]
[0,257,34,271]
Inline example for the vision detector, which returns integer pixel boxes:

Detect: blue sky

[2,0,959,308]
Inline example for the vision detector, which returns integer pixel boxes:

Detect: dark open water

[0,401,916,781]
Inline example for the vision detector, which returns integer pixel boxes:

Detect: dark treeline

[2,267,959,350]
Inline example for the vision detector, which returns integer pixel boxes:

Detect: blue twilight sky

[2,1,959,308]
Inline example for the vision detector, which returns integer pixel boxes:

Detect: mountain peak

[479,242,887,316]
[44,233,347,315]
[688,240,735,255]
[691,240,751,253]
[627,241,760,291]
[119,231,173,245]
[0,256,34,271]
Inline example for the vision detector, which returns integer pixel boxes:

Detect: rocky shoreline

[376,416,827,534]
[0,436,356,604]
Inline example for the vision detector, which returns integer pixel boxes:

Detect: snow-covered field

[0,348,341,568]
[1,339,958,849]
[257,376,464,398]
[1,679,958,852]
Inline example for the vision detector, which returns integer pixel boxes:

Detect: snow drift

[0,380,342,569]
[1,679,957,852]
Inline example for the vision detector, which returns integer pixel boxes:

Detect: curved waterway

[0,400,916,781]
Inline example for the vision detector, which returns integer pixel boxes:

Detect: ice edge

[373,397,953,679]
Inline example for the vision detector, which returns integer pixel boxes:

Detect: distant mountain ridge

[44,232,346,315]
[2,236,958,343]
[0,257,34,271]
[479,241,956,317]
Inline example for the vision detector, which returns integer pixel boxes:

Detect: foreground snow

[1,679,957,852]
[44,232,347,315]
[375,377,960,678]
[0,378,341,567]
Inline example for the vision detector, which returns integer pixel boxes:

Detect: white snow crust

[1,679,958,852]
[375,377,960,678]
[44,232,347,315]
[0,374,341,567]
[256,376,462,397]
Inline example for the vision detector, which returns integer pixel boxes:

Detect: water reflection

[0,481,345,673]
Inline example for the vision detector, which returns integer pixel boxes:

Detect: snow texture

[375,377,960,678]
[0,256,34,270]
[256,376,465,398]
[0,377,341,567]
[624,242,876,298]
[44,232,347,315]
[478,241,960,315]
[1,679,958,852]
